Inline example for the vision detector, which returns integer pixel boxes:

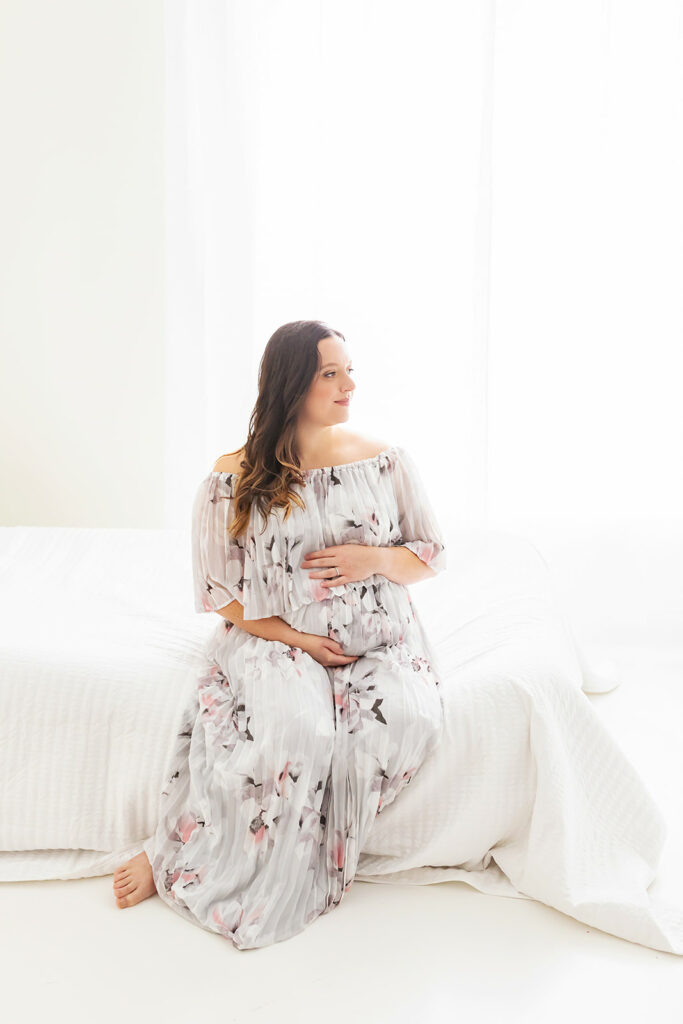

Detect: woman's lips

[335,399,350,405]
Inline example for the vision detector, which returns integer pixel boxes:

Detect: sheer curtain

[487,0,683,532]
[163,0,494,527]
[486,1,683,652]
[164,1,682,553]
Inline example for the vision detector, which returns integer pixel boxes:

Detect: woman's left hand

[301,544,380,587]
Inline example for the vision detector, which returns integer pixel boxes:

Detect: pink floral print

[142,445,446,949]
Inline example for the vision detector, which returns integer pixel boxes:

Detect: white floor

[4,643,683,1024]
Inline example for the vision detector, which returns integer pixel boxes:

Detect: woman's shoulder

[211,435,393,475]
[337,430,393,461]
[212,448,245,474]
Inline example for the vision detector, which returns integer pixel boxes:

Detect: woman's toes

[112,855,156,908]
[117,881,137,896]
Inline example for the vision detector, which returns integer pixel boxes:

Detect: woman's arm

[373,545,437,585]
[216,598,305,647]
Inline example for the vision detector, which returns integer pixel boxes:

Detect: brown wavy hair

[224,320,347,539]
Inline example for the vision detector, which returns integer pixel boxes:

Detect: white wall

[0,0,165,526]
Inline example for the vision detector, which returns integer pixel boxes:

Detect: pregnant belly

[281,579,416,657]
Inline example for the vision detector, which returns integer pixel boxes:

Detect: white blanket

[1,524,681,955]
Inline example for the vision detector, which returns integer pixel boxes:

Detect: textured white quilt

[1,524,681,955]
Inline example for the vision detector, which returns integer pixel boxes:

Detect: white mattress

[1,524,681,956]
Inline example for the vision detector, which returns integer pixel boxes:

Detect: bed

[1,523,681,955]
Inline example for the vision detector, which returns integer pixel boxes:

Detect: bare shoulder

[212,448,245,474]
[340,430,393,460]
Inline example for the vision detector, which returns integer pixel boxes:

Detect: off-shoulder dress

[142,444,447,949]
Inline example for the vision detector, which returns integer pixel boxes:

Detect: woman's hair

[224,319,347,539]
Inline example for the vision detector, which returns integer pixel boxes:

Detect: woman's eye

[324,369,355,377]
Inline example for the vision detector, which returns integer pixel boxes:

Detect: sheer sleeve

[191,473,246,613]
[391,446,447,575]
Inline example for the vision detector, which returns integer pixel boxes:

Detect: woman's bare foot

[113,850,157,908]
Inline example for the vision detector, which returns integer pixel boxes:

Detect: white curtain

[487,0,683,533]
[163,0,494,528]
[164,0,683,541]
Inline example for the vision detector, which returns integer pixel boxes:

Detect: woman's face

[302,335,356,425]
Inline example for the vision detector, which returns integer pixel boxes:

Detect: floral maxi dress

[142,444,447,949]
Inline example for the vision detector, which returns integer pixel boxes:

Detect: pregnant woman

[112,320,447,949]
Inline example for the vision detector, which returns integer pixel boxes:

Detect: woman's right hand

[297,633,360,667]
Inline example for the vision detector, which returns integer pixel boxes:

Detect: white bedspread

[1,524,681,955]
